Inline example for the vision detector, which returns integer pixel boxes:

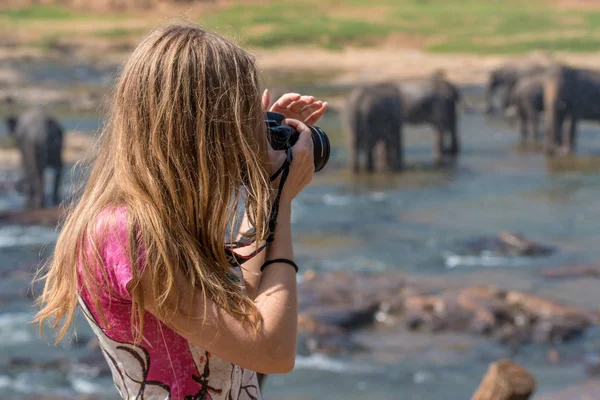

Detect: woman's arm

[236,211,264,300]
[140,201,297,374]
[140,119,314,374]
[238,90,326,299]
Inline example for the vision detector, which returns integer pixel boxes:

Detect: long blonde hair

[35,24,271,342]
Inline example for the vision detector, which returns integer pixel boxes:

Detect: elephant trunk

[544,74,561,155]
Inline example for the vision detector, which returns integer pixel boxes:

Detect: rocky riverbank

[298,270,599,355]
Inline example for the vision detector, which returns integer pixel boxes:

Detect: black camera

[265,111,330,172]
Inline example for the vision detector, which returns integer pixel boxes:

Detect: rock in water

[456,232,555,258]
[497,232,554,256]
[471,359,536,400]
[298,271,598,355]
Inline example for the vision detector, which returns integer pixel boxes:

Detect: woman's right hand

[268,118,314,203]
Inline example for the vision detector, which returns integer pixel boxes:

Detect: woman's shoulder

[93,206,129,241]
[88,205,134,266]
[83,205,137,301]
[96,205,129,229]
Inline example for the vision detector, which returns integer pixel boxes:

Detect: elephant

[5,109,64,208]
[485,53,553,114]
[506,73,545,143]
[544,65,600,155]
[397,71,461,160]
[344,82,403,173]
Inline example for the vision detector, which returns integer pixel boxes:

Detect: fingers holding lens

[283,118,314,170]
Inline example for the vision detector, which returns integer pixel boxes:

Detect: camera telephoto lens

[265,111,330,172]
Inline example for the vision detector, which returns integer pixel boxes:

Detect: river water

[2,58,600,399]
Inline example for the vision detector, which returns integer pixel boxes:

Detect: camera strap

[267,146,293,243]
[223,146,293,268]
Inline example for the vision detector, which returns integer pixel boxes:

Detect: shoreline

[257,47,600,86]
[5,42,600,86]
[6,44,600,118]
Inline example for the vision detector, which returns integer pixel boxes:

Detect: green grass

[93,27,144,38]
[3,0,600,54]
[247,18,391,49]
[0,5,74,20]
[429,36,600,54]
[200,0,600,53]
[202,1,391,49]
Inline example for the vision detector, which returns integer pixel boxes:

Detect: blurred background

[3,0,600,399]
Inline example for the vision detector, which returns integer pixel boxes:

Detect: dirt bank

[5,41,600,88]
[253,47,600,86]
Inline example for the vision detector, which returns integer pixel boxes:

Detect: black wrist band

[260,258,299,274]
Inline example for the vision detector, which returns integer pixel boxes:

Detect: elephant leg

[565,117,578,154]
[449,130,460,156]
[434,129,444,162]
[26,163,43,209]
[19,144,42,209]
[33,161,45,209]
[350,114,365,174]
[545,111,564,156]
[433,122,447,155]
[397,124,404,171]
[385,145,395,172]
[15,176,28,194]
[485,84,496,115]
[350,142,360,174]
[15,142,28,194]
[555,115,565,147]
[518,110,528,143]
[441,132,452,154]
[387,128,403,171]
[530,111,541,143]
[52,163,63,205]
[500,90,511,112]
[448,112,459,155]
[366,141,375,173]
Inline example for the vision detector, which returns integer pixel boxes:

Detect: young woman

[35,23,327,399]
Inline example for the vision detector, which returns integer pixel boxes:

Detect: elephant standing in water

[344,82,403,173]
[544,65,600,155]
[506,73,545,143]
[397,71,462,161]
[485,53,552,114]
[5,109,64,208]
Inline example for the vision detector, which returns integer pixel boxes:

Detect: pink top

[78,208,260,400]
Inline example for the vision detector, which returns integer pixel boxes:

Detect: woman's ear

[262,89,271,112]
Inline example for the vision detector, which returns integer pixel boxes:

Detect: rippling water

[3,62,600,399]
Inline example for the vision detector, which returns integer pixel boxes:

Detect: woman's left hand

[262,89,328,125]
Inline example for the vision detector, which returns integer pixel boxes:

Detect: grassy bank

[2,1,600,54]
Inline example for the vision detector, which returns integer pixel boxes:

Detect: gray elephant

[506,73,545,143]
[486,54,552,114]
[5,109,64,208]
[397,72,461,160]
[544,65,600,155]
[344,82,403,173]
